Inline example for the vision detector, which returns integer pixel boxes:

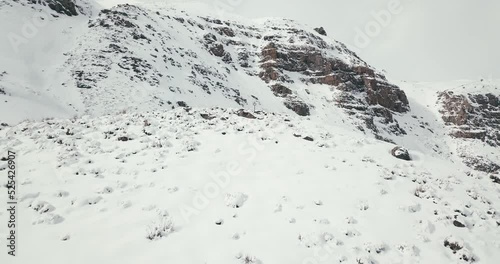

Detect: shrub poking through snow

[236,253,261,264]
[444,236,463,253]
[146,215,174,240]
[444,236,476,263]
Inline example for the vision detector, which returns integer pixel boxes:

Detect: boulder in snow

[391,146,411,161]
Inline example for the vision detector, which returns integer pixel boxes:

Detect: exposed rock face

[258,32,409,137]
[283,99,310,116]
[439,91,500,147]
[313,27,327,36]
[28,0,79,16]
[270,84,292,97]
[462,155,499,174]
[391,146,411,161]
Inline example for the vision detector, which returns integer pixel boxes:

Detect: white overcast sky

[95,0,500,82]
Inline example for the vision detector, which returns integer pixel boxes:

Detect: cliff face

[31,0,79,16]
[439,91,499,147]
[257,28,409,140]
[7,0,94,16]
[436,82,500,173]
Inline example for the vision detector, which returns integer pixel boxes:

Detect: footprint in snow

[225,193,248,208]
[400,203,421,213]
[32,213,65,225]
[20,178,32,185]
[76,196,103,206]
[30,200,56,214]
[168,186,179,193]
[298,232,337,248]
[316,218,330,225]
[20,192,40,201]
[116,181,128,189]
[54,191,69,198]
[363,242,387,254]
[359,201,369,211]
[97,186,114,194]
[396,243,420,257]
[344,229,360,237]
[120,200,132,209]
[142,204,157,211]
[346,216,357,224]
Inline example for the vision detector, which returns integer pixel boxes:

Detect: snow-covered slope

[0,0,95,123]
[395,79,499,174]
[0,1,499,263]
[0,1,409,140]
[1,108,499,264]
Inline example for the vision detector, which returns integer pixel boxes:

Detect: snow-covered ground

[0,1,499,264]
[0,108,499,263]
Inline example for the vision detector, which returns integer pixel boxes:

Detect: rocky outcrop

[462,155,499,174]
[28,0,79,16]
[314,27,327,36]
[438,90,499,173]
[258,34,409,138]
[270,84,292,97]
[283,99,310,116]
[439,91,500,147]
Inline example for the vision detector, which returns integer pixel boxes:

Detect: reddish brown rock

[439,91,500,146]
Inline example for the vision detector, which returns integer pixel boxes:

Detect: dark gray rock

[235,109,256,119]
[314,27,327,36]
[391,146,411,161]
[284,99,310,116]
[29,0,79,16]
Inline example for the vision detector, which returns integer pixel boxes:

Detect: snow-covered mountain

[0,1,499,263]
[1,0,409,137]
